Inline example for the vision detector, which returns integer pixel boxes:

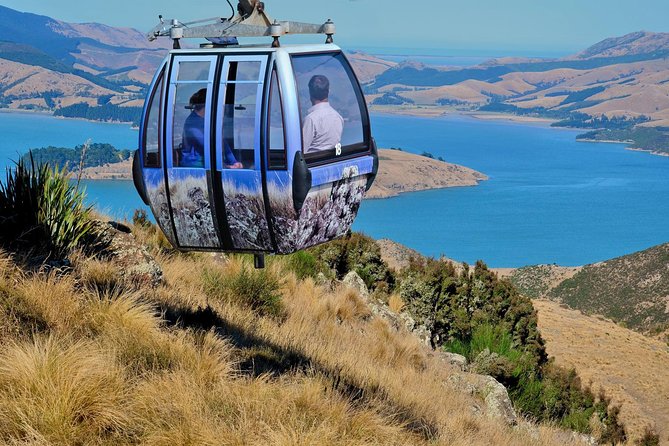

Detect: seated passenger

[302,75,344,154]
[182,88,243,168]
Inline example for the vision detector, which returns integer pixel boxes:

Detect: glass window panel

[232,61,262,82]
[268,70,286,170]
[291,52,366,161]
[222,81,257,169]
[144,71,163,168]
[177,61,211,81]
[173,82,209,168]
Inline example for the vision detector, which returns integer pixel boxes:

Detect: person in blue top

[182,88,243,168]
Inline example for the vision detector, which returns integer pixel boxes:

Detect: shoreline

[627,147,669,157]
[79,150,488,199]
[0,107,139,129]
[367,104,560,126]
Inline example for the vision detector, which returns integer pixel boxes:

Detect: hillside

[508,243,669,337]
[548,243,669,335]
[0,6,165,114]
[0,229,594,444]
[535,299,669,445]
[365,31,669,152]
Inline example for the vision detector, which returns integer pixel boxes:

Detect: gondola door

[214,55,273,251]
[165,55,222,249]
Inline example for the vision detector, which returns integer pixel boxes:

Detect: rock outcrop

[340,270,518,426]
[93,221,163,287]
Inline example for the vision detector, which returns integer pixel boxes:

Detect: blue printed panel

[309,156,374,187]
[268,166,368,254]
[221,170,272,251]
[167,169,220,248]
[143,169,177,246]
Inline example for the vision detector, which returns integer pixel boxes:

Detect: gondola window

[172,60,213,168]
[221,61,263,169]
[268,69,286,170]
[292,52,368,163]
[143,70,164,168]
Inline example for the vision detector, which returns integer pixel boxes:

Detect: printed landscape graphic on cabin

[269,166,367,254]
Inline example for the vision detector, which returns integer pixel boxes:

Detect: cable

[225,0,235,20]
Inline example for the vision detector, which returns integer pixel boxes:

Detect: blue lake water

[1,111,667,267]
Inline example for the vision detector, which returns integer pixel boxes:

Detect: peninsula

[79,149,488,199]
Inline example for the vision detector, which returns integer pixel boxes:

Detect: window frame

[167,55,217,170]
[290,50,371,167]
[266,66,288,170]
[216,55,268,171]
[142,66,165,168]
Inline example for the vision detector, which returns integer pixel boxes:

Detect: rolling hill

[509,243,669,336]
[0,5,169,113]
[0,5,395,118]
[366,32,669,152]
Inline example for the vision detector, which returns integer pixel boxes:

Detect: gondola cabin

[133,37,378,262]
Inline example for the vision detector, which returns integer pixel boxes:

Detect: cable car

[133,1,378,266]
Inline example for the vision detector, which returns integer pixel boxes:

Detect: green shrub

[283,251,321,280]
[309,232,394,291]
[398,258,627,439]
[0,155,96,259]
[202,266,283,318]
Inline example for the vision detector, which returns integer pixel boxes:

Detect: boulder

[342,271,433,347]
[94,221,163,287]
[342,271,369,299]
[447,373,518,426]
[437,351,468,371]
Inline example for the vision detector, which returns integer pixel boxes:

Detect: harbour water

[1,110,667,267]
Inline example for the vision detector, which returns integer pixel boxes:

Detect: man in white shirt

[302,75,344,154]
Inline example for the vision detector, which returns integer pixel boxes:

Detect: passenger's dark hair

[308,75,329,101]
[190,88,207,110]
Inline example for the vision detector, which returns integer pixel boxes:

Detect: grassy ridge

[0,162,642,444]
[0,241,591,445]
[548,243,669,334]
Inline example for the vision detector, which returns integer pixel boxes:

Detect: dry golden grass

[0,336,130,445]
[0,247,589,445]
[388,293,405,313]
[534,299,669,445]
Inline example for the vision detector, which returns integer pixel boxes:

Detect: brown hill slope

[0,232,588,445]
[535,299,669,444]
[547,243,669,335]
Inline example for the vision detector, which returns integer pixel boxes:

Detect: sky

[2,0,669,55]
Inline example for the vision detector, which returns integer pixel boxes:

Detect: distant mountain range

[0,5,169,114]
[0,5,668,152]
[367,31,669,125]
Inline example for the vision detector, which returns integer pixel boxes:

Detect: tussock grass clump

[0,273,83,338]
[202,259,284,318]
[74,256,123,294]
[131,209,173,254]
[0,156,97,259]
[0,336,130,444]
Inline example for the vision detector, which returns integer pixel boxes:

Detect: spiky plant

[0,153,97,259]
